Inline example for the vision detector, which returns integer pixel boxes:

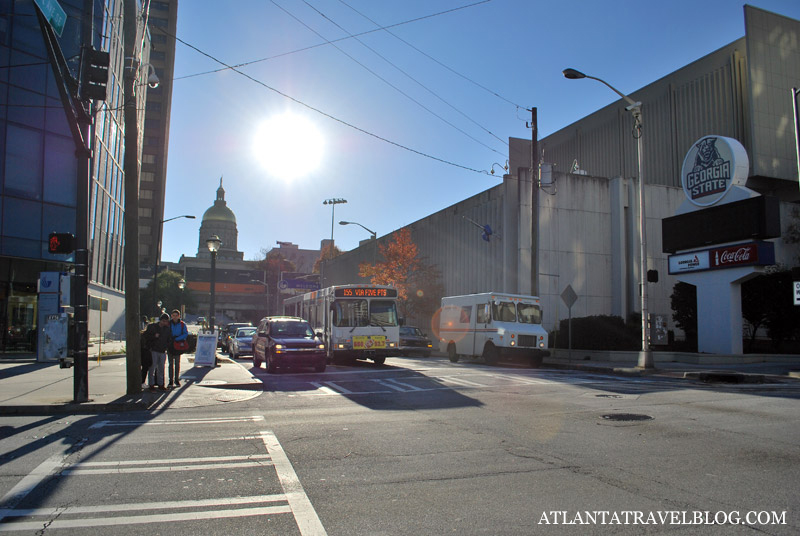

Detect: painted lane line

[384,378,424,391]
[89,415,264,429]
[435,376,487,388]
[0,494,287,518]
[372,379,408,392]
[63,460,273,475]
[0,506,292,531]
[323,381,352,394]
[0,439,86,524]
[75,454,270,467]
[261,431,327,536]
[310,382,339,395]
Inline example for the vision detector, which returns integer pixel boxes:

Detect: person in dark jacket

[143,313,172,390]
[167,309,189,388]
[140,329,152,387]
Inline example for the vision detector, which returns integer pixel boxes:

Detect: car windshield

[400,327,414,335]
[271,321,314,338]
[236,328,256,337]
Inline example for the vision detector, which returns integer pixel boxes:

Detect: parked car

[230,326,257,360]
[399,326,433,357]
[252,316,326,373]
[222,322,253,353]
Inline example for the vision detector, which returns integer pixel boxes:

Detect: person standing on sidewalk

[167,309,189,388]
[143,313,172,390]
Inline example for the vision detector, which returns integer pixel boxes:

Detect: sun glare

[253,113,325,180]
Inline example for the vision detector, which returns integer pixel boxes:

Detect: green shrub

[552,314,640,350]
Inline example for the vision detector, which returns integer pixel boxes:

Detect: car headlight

[317,344,325,349]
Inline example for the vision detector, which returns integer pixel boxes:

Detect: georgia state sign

[680,136,749,207]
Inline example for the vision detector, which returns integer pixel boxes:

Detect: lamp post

[152,214,195,316]
[339,220,377,265]
[563,68,653,369]
[178,278,186,320]
[206,235,221,367]
[322,198,347,287]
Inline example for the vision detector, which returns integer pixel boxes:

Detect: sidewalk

[0,351,262,415]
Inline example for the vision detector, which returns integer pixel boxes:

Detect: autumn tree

[358,228,443,325]
[312,243,342,274]
[253,249,296,315]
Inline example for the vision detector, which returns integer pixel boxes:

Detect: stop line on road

[0,424,327,535]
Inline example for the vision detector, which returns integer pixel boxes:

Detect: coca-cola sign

[668,241,775,274]
[712,244,757,267]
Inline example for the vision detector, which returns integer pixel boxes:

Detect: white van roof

[442,292,541,302]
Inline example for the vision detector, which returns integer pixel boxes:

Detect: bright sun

[253,113,325,180]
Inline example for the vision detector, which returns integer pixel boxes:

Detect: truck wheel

[482,343,498,366]
[447,342,459,363]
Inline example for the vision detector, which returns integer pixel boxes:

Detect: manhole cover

[601,413,653,422]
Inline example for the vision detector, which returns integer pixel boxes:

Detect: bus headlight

[389,342,396,348]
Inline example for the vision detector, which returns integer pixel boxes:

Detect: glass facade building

[0,0,149,352]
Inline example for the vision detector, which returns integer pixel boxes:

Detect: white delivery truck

[439,292,549,367]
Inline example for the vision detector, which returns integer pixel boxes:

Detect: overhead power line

[168,31,490,175]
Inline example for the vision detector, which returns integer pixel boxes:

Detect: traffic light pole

[35,1,94,402]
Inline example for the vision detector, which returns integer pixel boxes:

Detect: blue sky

[160,0,800,264]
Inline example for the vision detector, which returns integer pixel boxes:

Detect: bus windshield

[517,303,542,324]
[332,299,399,327]
[370,300,398,327]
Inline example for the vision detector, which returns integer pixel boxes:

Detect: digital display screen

[334,287,398,298]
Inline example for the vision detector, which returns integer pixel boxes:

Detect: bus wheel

[373,357,386,366]
[447,343,459,363]
[529,353,543,368]
[482,343,498,366]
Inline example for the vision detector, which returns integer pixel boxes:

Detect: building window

[142,154,156,165]
[141,171,155,182]
[4,124,43,200]
[139,207,152,218]
[140,189,154,199]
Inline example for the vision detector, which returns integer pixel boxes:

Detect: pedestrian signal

[48,233,75,254]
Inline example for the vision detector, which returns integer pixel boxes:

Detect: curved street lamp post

[563,68,653,369]
[152,214,195,317]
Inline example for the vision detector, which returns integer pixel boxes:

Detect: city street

[1,356,798,534]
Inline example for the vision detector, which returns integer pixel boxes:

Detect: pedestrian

[140,329,152,388]
[167,309,189,388]
[143,313,172,391]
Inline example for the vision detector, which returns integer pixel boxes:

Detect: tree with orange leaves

[359,228,443,323]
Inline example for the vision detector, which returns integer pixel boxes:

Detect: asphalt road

[1,356,798,535]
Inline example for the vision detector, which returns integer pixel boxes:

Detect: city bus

[283,284,400,365]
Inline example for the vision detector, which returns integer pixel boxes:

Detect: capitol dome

[196,178,243,260]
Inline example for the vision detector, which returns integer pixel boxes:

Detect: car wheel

[447,342,459,363]
[253,354,262,368]
[314,361,326,373]
[231,348,238,360]
[483,343,498,366]
[267,353,278,374]
[423,351,431,358]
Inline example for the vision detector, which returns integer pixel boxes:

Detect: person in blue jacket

[167,309,189,388]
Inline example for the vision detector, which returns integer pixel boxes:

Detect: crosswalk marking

[89,415,265,429]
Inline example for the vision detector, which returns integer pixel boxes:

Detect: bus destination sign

[334,287,398,298]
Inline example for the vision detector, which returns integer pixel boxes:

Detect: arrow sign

[34,0,67,37]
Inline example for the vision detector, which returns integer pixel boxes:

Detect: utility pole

[123,0,142,393]
[529,107,539,297]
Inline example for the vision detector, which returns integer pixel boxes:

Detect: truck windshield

[517,303,542,324]
[492,302,517,322]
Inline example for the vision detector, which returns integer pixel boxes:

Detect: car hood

[274,336,320,346]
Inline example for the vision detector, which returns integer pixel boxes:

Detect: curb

[0,399,151,416]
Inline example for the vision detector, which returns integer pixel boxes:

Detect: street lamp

[250,279,270,316]
[562,68,653,369]
[178,278,186,319]
[322,198,347,286]
[206,235,221,367]
[152,214,195,316]
[339,220,377,264]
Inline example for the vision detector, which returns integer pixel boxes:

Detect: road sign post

[33,0,66,36]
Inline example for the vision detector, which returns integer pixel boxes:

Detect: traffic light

[48,233,75,254]
[78,46,110,101]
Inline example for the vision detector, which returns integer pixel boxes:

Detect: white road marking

[89,415,264,429]
[323,381,352,394]
[64,460,273,475]
[310,382,340,395]
[383,378,424,391]
[75,454,270,467]
[0,440,85,523]
[372,379,409,392]
[261,431,327,536]
[436,375,488,388]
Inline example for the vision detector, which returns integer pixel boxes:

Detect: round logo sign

[680,136,749,207]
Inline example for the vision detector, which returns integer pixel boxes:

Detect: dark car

[222,322,253,353]
[399,326,433,357]
[229,326,257,359]
[252,316,326,373]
